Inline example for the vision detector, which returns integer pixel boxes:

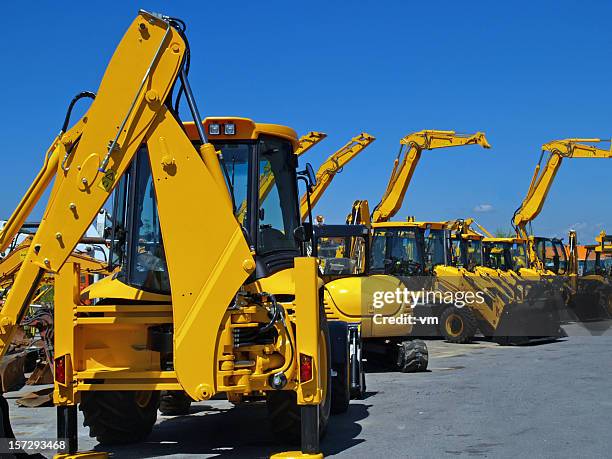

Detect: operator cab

[449,233,483,271]
[369,223,425,276]
[534,237,568,275]
[582,233,612,276]
[483,239,529,272]
[110,117,307,294]
[313,224,369,278]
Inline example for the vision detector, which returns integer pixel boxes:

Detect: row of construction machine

[512,138,612,274]
[315,128,571,347]
[439,138,612,338]
[508,138,612,324]
[442,218,565,344]
[313,130,503,376]
[0,10,360,459]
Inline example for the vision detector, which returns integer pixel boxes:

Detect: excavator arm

[513,138,612,239]
[0,118,88,254]
[300,132,375,220]
[0,237,109,293]
[0,12,257,404]
[346,199,371,226]
[295,131,327,157]
[371,130,491,223]
[0,12,186,356]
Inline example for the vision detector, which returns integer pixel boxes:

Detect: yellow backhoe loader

[513,138,612,271]
[566,230,612,321]
[0,10,351,459]
[442,219,564,344]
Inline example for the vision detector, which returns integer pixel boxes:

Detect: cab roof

[483,237,527,244]
[183,117,300,150]
[371,221,447,230]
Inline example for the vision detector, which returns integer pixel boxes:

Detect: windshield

[423,229,447,272]
[510,242,528,271]
[536,238,567,274]
[483,242,507,270]
[452,238,483,269]
[370,228,423,276]
[483,241,526,271]
[214,137,300,256]
[317,235,367,276]
[111,135,300,292]
[256,136,300,254]
[216,142,251,227]
[112,148,170,294]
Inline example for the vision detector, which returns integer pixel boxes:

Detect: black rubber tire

[266,309,332,444]
[350,353,366,399]
[439,306,478,344]
[330,358,351,414]
[80,391,159,445]
[159,390,192,416]
[330,342,350,414]
[396,339,428,372]
[349,330,365,399]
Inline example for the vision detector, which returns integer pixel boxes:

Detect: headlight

[224,123,236,135]
[208,123,220,135]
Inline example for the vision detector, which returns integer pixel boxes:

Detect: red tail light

[300,353,313,382]
[55,355,66,384]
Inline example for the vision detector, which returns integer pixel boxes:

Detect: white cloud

[473,204,494,213]
[567,222,588,232]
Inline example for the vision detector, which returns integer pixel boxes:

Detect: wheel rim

[134,391,152,408]
[445,314,464,337]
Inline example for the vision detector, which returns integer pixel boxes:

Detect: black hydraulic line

[61,91,96,133]
[178,69,206,144]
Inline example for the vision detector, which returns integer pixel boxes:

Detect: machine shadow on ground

[94,400,370,458]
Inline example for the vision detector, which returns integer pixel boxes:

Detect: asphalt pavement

[5,322,612,458]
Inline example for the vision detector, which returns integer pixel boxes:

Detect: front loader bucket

[492,296,565,345]
[565,278,612,323]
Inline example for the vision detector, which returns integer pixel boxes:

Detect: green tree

[493,228,514,238]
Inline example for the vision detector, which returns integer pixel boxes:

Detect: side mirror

[294,226,306,243]
[293,223,313,243]
[298,163,317,190]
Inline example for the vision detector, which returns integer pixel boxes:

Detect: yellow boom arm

[300,133,375,220]
[513,138,612,238]
[0,237,109,291]
[295,131,327,157]
[371,130,491,223]
[345,199,371,226]
[0,11,255,401]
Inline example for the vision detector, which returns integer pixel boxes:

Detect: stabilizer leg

[57,406,77,455]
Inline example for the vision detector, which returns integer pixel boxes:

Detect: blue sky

[1,1,611,244]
